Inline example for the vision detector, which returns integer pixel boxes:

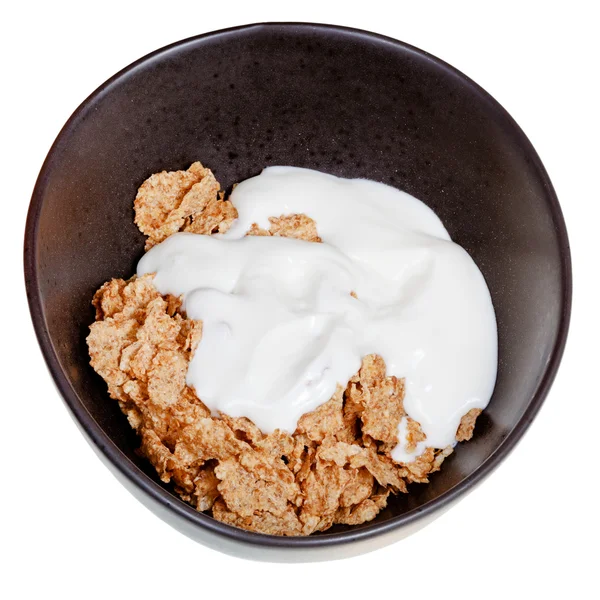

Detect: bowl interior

[27,24,569,541]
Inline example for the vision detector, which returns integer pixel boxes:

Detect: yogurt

[138,166,497,459]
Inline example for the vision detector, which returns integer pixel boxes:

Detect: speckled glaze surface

[25,23,571,561]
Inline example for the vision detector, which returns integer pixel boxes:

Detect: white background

[2,1,598,598]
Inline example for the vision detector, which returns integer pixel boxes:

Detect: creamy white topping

[138,167,497,460]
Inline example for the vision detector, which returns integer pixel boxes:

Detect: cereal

[212,498,303,536]
[182,192,238,236]
[456,408,482,442]
[87,163,483,536]
[356,357,405,446]
[214,452,298,518]
[335,492,389,526]
[191,464,220,511]
[298,458,352,528]
[339,468,376,507]
[296,385,346,443]
[247,214,321,242]
[134,162,236,249]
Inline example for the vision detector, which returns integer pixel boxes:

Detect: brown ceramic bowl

[24,23,571,561]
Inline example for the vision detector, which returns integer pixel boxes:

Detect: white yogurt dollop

[138,167,497,458]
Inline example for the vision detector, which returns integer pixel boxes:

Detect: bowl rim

[24,21,572,549]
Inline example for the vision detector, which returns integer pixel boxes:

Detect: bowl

[24,23,571,561]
